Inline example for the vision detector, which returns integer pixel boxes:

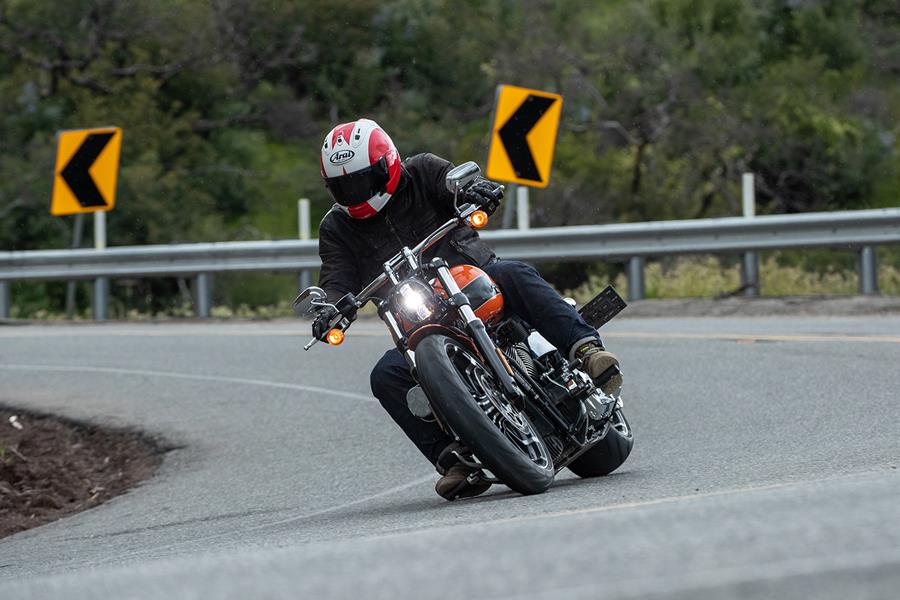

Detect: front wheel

[415,334,555,495]
[567,409,633,478]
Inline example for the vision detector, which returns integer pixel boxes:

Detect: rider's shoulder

[319,205,346,232]
[403,152,451,173]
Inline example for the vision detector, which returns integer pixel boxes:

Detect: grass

[565,255,900,303]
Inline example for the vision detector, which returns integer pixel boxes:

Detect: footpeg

[451,452,501,485]
[594,364,621,389]
[451,450,483,470]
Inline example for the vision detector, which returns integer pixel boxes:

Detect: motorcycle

[294,161,633,499]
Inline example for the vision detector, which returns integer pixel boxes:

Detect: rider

[313,118,622,500]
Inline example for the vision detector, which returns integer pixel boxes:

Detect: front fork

[433,263,520,399]
[377,258,521,399]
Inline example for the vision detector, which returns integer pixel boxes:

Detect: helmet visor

[324,157,389,207]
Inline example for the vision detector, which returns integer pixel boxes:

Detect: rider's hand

[463,180,503,215]
[312,306,339,341]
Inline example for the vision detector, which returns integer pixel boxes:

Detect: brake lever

[303,337,319,351]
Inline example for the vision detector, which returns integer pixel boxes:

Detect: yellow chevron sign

[51,127,122,216]
[487,85,562,188]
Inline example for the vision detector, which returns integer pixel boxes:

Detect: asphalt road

[0,315,898,599]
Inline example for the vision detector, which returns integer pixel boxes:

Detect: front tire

[415,335,555,495]
[567,409,633,478]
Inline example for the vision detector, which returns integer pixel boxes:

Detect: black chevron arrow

[497,95,557,182]
[60,132,114,207]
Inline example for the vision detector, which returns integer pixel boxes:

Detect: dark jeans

[369,259,601,465]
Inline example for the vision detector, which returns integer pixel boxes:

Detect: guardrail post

[0,281,10,319]
[859,246,878,295]
[740,173,759,296]
[194,273,212,318]
[626,257,645,301]
[741,252,760,296]
[92,278,108,320]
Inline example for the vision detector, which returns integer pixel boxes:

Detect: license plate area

[578,285,627,329]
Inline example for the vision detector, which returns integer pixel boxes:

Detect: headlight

[391,279,436,323]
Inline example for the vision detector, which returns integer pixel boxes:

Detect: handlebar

[353,202,480,305]
[302,200,486,350]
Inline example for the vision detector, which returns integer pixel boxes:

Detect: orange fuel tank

[433,265,504,325]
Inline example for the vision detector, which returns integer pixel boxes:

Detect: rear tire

[416,334,554,495]
[567,409,633,478]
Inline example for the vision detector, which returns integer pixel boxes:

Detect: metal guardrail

[1,208,899,319]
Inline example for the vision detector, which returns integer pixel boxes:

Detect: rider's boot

[434,443,491,501]
[573,341,623,396]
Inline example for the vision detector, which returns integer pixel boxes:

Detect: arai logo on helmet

[329,149,355,165]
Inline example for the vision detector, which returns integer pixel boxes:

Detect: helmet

[320,118,402,219]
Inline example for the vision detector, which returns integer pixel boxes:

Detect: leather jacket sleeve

[417,153,457,217]
[317,215,362,302]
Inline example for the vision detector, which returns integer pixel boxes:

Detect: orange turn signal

[326,328,345,346]
[469,210,489,229]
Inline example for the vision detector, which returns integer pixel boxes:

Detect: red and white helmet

[320,118,402,219]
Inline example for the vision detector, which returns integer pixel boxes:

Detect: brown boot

[435,463,491,501]
[574,341,623,396]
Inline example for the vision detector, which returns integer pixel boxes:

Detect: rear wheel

[415,334,554,495]
[567,409,633,478]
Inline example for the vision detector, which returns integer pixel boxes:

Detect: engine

[510,342,537,379]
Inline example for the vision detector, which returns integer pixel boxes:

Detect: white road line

[602,331,900,344]
[0,362,433,572]
[385,469,897,543]
[0,327,388,338]
[5,327,900,343]
[93,473,436,568]
[483,469,895,527]
[0,364,375,403]
[33,469,897,578]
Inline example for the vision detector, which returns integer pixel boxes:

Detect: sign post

[516,186,530,230]
[93,210,108,319]
[486,85,562,229]
[64,213,85,318]
[298,198,312,290]
[51,126,122,320]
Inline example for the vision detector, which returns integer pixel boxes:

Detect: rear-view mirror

[292,286,327,317]
[445,161,481,195]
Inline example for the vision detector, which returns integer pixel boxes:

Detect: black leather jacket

[318,153,496,302]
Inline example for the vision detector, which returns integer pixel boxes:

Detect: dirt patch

[0,407,165,539]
